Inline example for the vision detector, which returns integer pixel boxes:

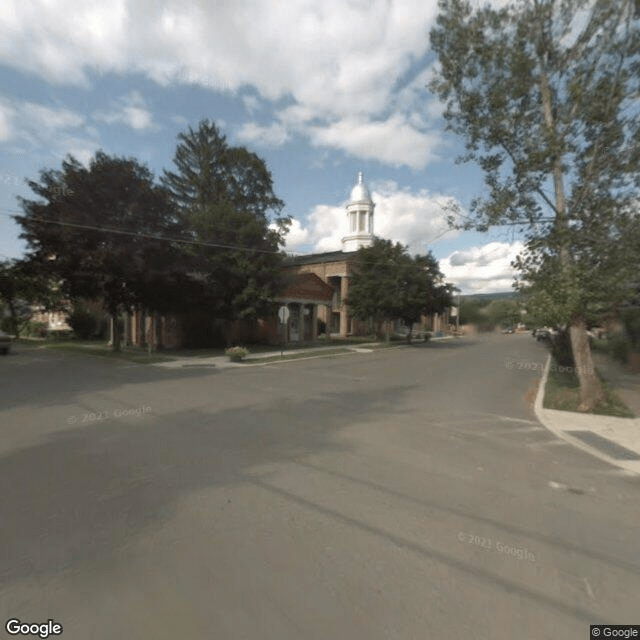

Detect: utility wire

[0,209,283,255]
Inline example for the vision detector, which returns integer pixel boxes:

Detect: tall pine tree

[161,120,290,320]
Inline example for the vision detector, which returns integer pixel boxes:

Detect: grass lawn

[28,333,432,363]
[41,341,175,364]
[543,359,635,418]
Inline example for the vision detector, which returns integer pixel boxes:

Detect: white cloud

[282,180,461,255]
[242,95,261,114]
[274,218,310,252]
[308,116,443,169]
[0,100,16,141]
[236,121,289,147]
[440,241,525,294]
[0,0,445,167]
[22,103,86,132]
[93,91,155,130]
[0,98,97,162]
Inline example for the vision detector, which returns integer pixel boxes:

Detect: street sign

[278,305,290,324]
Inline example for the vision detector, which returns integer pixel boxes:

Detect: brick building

[123,172,449,348]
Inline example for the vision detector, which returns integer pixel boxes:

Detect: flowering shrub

[225,346,250,362]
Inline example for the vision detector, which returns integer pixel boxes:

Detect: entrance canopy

[275,272,334,305]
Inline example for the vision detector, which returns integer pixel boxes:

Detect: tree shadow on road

[0,383,414,585]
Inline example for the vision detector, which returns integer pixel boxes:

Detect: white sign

[278,306,290,324]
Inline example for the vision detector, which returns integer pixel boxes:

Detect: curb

[534,354,640,476]
[155,343,410,370]
[154,335,457,370]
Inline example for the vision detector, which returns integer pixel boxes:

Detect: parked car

[0,330,15,355]
[533,327,554,341]
[501,326,514,334]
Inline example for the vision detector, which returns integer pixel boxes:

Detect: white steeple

[342,171,374,252]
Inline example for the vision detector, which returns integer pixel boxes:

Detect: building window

[350,213,357,232]
[358,210,365,231]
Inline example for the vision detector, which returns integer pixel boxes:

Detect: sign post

[278,305,290,358]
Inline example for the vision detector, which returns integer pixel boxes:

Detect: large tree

[15,152,183,350]
[429,0,640,410]
[161,120,290,321]
[347,238,453,342]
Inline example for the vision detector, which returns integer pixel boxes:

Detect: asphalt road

[1,334,639,639]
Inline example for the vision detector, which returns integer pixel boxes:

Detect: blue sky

[0,0,526,294]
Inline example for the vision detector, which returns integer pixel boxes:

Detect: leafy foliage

[484,299,522,328]
[347,238,453,337]
[0,259,63,337]
[429,0,640,409]
[66,300,100,340]
[15,152,183,327]
[621,307,640,348]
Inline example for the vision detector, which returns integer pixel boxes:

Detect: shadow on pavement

[0,383,412,585]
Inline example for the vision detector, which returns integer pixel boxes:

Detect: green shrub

[26,321,48,338]
[621,308,640,348]
[1,316,15,333]
[67,304,98,339]
[47,329,74,342]
[225,346,250,362]
[608,333,630,364]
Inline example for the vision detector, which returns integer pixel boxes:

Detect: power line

[0,209,282,255]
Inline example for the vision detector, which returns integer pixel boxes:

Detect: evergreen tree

[162,120,290,320]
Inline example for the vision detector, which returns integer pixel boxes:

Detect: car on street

[532,327,555,341]
[501,325,514,334]
[0,330,15,354]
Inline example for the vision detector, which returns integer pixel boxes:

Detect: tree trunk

[569,317,605,411]
[406,322,413,344]
[111,313,121,352]
[538,63,604,412]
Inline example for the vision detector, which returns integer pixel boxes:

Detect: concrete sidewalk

[534,353,640,476]
[153,336,455,370]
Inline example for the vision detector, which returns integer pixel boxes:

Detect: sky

[0,0,528,294]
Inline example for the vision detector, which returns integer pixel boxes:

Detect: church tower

[342,171,375,252]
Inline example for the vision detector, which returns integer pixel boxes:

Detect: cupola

[342,172,375,252]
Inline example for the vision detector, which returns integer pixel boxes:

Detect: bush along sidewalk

[225,346,250,362]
